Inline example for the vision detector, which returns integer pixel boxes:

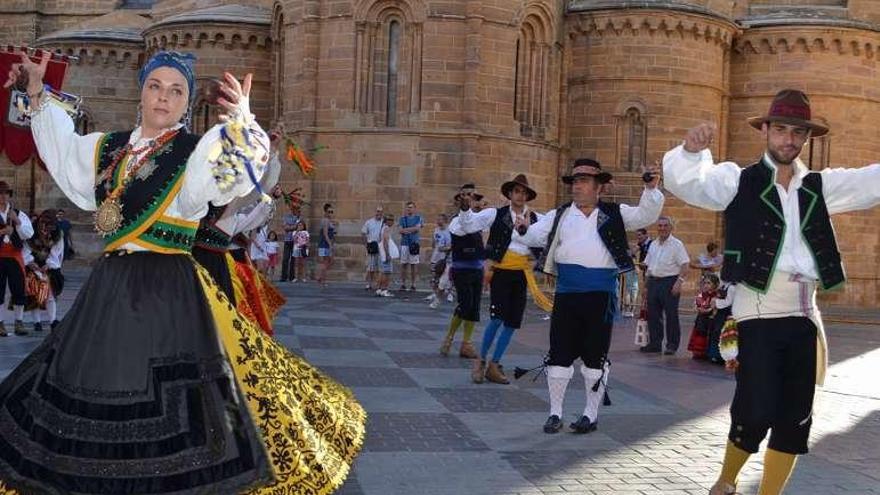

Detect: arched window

[622,108,646,172]
[614,102,648,172]
[386,20,401,126]
[354,1,425,127]
[514,11,555,139]
[272,6,285,122]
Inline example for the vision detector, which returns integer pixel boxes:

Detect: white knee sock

[46,296,57,322]
[13,305,24,321]
[581,361,609,422]
[547,365,574,418]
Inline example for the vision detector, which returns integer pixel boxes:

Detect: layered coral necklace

[94,128,179,236]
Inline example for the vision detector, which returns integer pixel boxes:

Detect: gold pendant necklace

[94,197,124,236]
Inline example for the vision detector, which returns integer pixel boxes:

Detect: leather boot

[485,361,509,384]
[14,320,28,336]
[459,341,478,359]
[439,336,453,357]
[708,481,740,495]
[471,359,486,384]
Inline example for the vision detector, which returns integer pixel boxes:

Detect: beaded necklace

[94,128,179,236]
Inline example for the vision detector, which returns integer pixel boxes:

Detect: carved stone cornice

[35,43,143,66]
[734,25,880,60]
[143,26,271,51]
[567,9,739,48]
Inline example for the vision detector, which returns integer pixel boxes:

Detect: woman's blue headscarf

[137,51,197,104]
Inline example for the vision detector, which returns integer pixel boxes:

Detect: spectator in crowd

[399,201,423,291]
[635,228,652,269]
[292,221,310,283]
[691,241,723,274]
[248,225,270,276]
[688,273,719,360]
[361,206,385,291]
[266,230,280,280]
[377,214,397,297]
[428,213,451,309]
[642,216,690,355]
[317,203,337,288]
[55,208,75,260]
[281,202,300,282]
[621,247,640,317]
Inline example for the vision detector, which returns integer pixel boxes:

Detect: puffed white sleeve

[621,187,665,230]
[232,201,274,235]
[30,102,103,211]
[177,118,271,220]
[15,211,34,241]
[663,144,741,212]
[22,243,34,266]
[820,164,880,215]
[457,208,497,234]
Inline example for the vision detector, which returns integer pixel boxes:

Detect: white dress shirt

[0,204,33,244]
[644,235,690,277]
[451,205,540,255]
[663,144,880,280]
[514,187,664,268]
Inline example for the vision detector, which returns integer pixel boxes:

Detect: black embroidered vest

[536,201,634,274]
[485,205,541,262]
[95,130,201,252]
[451,225,485,263]
[721,159,844,292]
[0,208,24,250]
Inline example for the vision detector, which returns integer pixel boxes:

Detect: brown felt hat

[747,89,829,137]
[500,174,537,201]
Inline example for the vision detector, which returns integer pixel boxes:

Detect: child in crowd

[23,210,65,332]
[708,281,735,365]
[688,273,719,360]
[621,248,639,317]
[266,230,280,281]
[292,221,310,282]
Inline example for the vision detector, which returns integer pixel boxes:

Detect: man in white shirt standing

[0,181,34,337]
[663,89,880,495]
[361,206,385,291]
[515,158,663,435]
[642,216,690,355]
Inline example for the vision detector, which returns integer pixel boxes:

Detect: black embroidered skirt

[0,252,365,495]
[192,245,235,305]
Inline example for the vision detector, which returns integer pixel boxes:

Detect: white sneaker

[381,290,394,298]
[447,293,454,303]
[375,289,383,297]
[424,294,435,302]
[429,299,439,309]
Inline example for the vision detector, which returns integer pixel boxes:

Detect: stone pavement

[1,270,878,495]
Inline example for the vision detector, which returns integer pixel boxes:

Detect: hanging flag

[0,47,70,165]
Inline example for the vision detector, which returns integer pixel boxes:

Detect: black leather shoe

[570,415,597,434]
[33,322,42,333]
[543,415,563,434]
[50,320,61,330]
[639,346,661,353]
[663,349,676,355]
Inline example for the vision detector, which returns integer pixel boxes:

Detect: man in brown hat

[0,181,34,336]
[664,89,880,495]
[452,174,552,385]
[514,158,663,434]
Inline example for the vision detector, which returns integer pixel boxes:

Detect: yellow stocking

[758,449,797,495]
[719,440,752,487]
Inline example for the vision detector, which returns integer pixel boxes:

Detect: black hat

[500,174,537,201]
[562,158,613,185]
[0,181,12,196]
[454,183,483,202]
